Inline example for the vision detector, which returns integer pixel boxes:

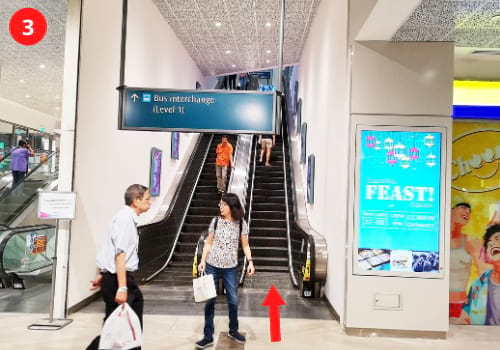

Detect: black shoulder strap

[213,216,219,232]
[239,219,243,234]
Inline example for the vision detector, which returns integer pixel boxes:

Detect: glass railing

[0,225,56,288]
[0,150,54,194]
[0,153,13,191]
[0,152,58,225]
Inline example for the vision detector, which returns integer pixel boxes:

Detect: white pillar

[52,0,81,318]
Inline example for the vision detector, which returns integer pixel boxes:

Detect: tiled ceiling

[0,0,67,120]
[151,0,321,76]
[393,0,500,48]
[1,0,499,121]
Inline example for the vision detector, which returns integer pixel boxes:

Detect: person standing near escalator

[10,140,34,186]
[195,193,255,349]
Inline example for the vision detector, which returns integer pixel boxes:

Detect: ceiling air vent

[471,50,500,56]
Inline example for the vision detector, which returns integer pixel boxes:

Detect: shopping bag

[193,272,217,302]
[98,302,142,349]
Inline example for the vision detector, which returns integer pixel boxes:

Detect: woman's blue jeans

[203,263,239,339]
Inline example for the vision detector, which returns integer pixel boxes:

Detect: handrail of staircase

[142,134,213,282]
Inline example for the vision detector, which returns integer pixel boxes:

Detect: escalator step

[251,219,287,228]
[184,215,215,224]
[250,236,288,247]
[251,211,286,219]
[189,207,219,216]
[252,246,288,258]
[251,196,285,204]
[250,227,287,237]
[182,223,211,232]
[252,203,286,211]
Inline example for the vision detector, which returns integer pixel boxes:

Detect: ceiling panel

[393,0,500,49]
[1,0,499,122]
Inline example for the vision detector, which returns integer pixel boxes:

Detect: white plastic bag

[98,303,142,349]
[193,272,217,302]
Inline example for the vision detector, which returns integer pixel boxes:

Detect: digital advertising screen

[149,147,162,197]
[171,131,180,160]
[354,127,445,277]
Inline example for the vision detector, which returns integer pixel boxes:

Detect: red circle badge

[9,8,47,46]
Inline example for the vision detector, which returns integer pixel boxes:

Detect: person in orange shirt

[215,135,233,194]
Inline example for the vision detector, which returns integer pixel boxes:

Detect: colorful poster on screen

[449,121,500,326]
[171,132,180,160]
[357,130,442,273]
[150,148,162,197]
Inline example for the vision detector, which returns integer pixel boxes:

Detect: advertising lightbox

[354,126,446,278]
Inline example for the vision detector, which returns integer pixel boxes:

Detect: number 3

[22,19,34,36]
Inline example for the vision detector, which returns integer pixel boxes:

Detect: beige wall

[298,0,350,319]
[66,0,203,309]
[351,41,454,116]
[298,0,454,332]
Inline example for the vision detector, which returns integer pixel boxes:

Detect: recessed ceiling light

[266,60,270,63]
[25,94,30,98]
[231,64,236,68]
[215,21,222,27]
[266,50,271,54]
[225,50,231,54]
[55,95,60,99]
[19,79,25,83]
[39,64,45,69]
[265,22,272,27]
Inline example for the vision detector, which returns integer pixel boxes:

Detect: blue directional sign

[120,87,277,133]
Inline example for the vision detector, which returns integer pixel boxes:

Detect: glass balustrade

[0,152,58,225]
[0,225,56,278]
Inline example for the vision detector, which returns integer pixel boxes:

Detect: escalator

[243,136,292,289]
[0,151,58,226]
[137,98,327,299]
[135,134,239,285]
[0,149,49,195]
[145,134,238,287]
[0,224,56,289]
[236,96,327,297]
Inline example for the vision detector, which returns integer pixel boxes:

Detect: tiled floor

[1,312,500,349]
[2,280,500,349]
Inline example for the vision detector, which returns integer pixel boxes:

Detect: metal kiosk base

[28,318,73,331]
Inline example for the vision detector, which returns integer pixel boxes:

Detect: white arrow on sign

[131,93,139,102]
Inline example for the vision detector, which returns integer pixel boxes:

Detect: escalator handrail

[0,147,53,165]
[0,150,58,201]
[280,99,300,288]
[0,224,56,283]
[227,135,252,211]
[282,98,327,285]
[143,134,214,282]
[238,135,258,285]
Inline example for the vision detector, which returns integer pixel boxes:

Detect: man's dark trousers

[86,272,143,350]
